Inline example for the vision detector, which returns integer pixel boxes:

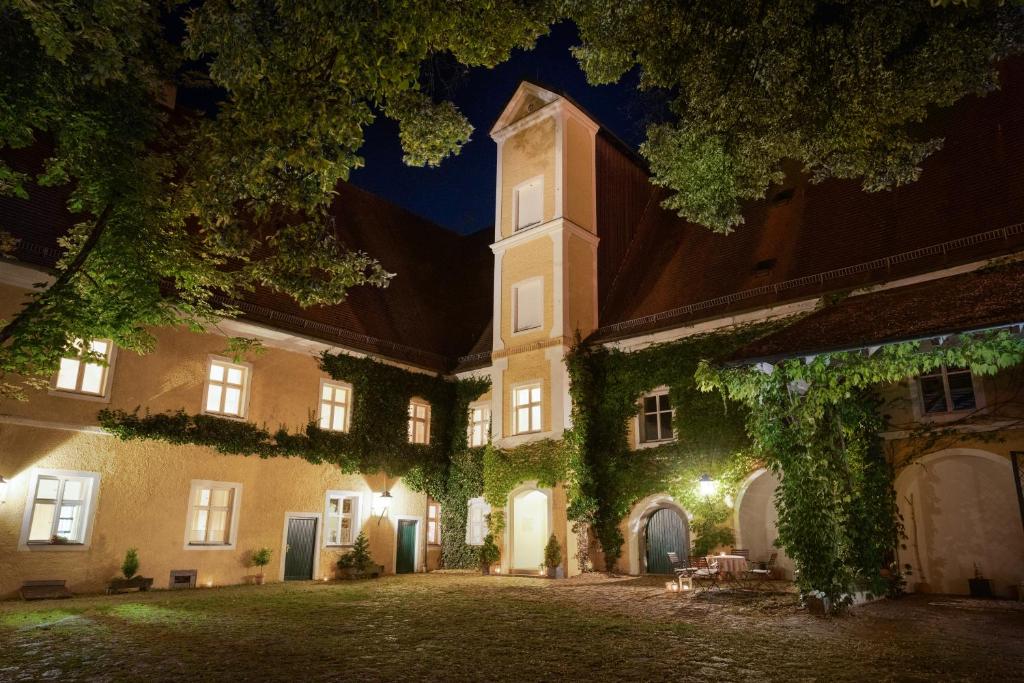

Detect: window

[427,501,440,545]
[468,404,491,447]
[513,278,543,333]
[53,339,114,397]
[408,399,431,444]
[465,497,491,546]
[22,470,99,546]
[514,176,543,230]
[204,358,250,418]
[186,481,241,547]
[325,491,360,546]
[918,366,978,415]
[513,383,542,434]
[639,390,674,443]
[319,380,352,432]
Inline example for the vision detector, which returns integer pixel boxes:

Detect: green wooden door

[284,517,317,580]
[396,519,417,574]
[645,508,688,574]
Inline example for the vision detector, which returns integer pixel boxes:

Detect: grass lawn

[1,573,1022,681]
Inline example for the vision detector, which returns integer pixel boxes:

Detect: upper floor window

[53,339,114,397]
[186,480,241,547]
[427,500,441,545]
[204,357,251,419]
[21,469,100,546]
[408,399,431,444]
[468,404,491,447]
[918,366,977,415]
[513,278,543,333]
[325,491,360,546]
[513,383,542,435]
[319,380,352,432]
[639,390,674,443]
[514,176,543,231]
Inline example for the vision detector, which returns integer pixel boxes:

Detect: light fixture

[0,475,8,504]
[374,490,393,525]
[698,474,717,497]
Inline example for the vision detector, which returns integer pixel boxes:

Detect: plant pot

[968,578,993,598]
[481,564,490,576]
[546,567,557,579]
[914,581,931,594]
[254,574,265,585]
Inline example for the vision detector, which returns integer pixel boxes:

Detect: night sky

[348,22,656,235]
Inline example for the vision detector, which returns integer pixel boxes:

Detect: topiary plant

[251,547,272,583]
[121,547,140,579]
[337,532,376,575]
[478,533,500,575]
[542,534,561,577]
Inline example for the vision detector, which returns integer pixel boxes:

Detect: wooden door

[396,519,417,574]
[284,517,317,580]
[645,508,687,574]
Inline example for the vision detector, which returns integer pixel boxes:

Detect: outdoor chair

[746,552,778,590]
[692,556,721,592]
[666,552,696,578]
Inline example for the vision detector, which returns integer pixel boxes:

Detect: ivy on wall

[482,439,570,534]
[700,329,1024,607]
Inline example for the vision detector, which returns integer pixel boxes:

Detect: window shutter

[515,280,542,332]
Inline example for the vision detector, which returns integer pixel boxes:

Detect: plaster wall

[499,238,554,347]
[563,117,595,231]
[499,118,556,239]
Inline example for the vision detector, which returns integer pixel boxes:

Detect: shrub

[121,548,140,579]
[478,533,500,567]
[543,534,561,570]
[337,532,376,572]
[251,547,272,574]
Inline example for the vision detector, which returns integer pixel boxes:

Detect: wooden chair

[692,556,721,592]
[666,551,695,577]
[747,552,778,589]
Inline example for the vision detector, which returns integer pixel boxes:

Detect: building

[2,63,1023,599]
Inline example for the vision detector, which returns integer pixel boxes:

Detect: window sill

[636,438,676,450]
[48,388,111,404]
[27,541,83,546]
[20,541,90,552]
[185,543,235,551]
[200,411,248,422]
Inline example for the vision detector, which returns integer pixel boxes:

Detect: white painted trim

[491,217,598,255]
[17,468,101,551]
[908,367,987,424]
[494,137,504,244]
[392,514,425,573]
[201,355,253,420]
[0,414,110,435]
[509,379,544,436]
[554,115,564,219]
[183,479,243,551]
[279,511,322,580]
[504,481,554,574]
[322,490,363,548]
[407,397,432,445]
[491,358,507,439]
[465,496,492,546]
[317,378,353,433]
[492,248,505,352]
[47,340,118,403]
[490,82,560,138]
[497,430,557,449]
[550,231,564,339]
[467,399,492,448]
[632,386,677,450]
[544,344,568,436]
[732,468,769,550]
[624,493,691,576]
[512,175,545,233]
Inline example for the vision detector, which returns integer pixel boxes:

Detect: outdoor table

[711,554,748,582]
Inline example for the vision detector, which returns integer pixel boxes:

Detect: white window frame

[468,402,491,447]
[512,381,543,435]
[427,500,441,545]
[318,379,353,433]
[636,386,676,447]
[18,468,101,551]
[408,398,431,445]
[183,480,243,550]
[50,339,116,401]
[513,175,544,231]
[202,356,252,420]
[512,277,544,334]
[910,366,987,423]
[323,490,362,547]
[465,496,492,546]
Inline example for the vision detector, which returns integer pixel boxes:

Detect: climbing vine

[482,439,571,534]
[699,329,1024,607]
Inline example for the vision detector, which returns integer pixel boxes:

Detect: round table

[710,554,747,577]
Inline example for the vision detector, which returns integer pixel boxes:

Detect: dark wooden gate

[284,517,317,580]
[644,508,688,574]
[396,519,417,574]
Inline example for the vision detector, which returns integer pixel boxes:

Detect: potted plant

[337,532,379,579]
[968,563,992,598]
[106,548,153,593]
[542,534,561,578]
[251,547,272,585]
[478,533,500,575]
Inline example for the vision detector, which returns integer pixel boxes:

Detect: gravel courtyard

[1,573,1022,682]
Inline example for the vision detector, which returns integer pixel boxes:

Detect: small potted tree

[478,533,500,575]
[106,548,153,593]
[250,547,272,585]
[542,534,561,578]
[337,532,380,579]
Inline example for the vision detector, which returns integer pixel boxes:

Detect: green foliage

[338,532,376,572]
[482,440,570,533]
[543,534,562,570]
[250,547,272,570]
[478,533,500,567]
[571,1,1024,231]
[121,547,139,579]
[700,329,1024,607]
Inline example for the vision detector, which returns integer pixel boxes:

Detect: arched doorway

[735,469,795,579]
[895,449,1023,597]
[510,488,550,573]
[644,507,688,574]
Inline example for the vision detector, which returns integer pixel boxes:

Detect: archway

[623,494,690,575]
[509,486,550,573]
[734,469,795,579]
[895,449,1023,597]
[644,507,689,574]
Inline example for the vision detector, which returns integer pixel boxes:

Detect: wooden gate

[644,508,688,574]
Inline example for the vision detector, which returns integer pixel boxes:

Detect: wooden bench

[106,576,154,594]
[20,580,73,601]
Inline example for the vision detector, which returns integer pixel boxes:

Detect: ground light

[0,475,8,504]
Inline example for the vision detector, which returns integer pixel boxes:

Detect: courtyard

[1,573,1022,682]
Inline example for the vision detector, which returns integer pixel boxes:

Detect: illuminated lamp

[698,474,717,497]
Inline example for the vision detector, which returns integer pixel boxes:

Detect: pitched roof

[590,59,1024,343]
[728,260,1024,364]
[0,149,493,372]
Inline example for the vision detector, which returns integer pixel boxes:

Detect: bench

[20,580,73,601]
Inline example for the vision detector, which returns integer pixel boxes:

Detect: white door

[512,489,548,571]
